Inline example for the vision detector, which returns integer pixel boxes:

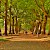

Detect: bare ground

[1,34,50,41]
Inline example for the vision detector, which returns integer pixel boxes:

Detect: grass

[0,37,8,41]
[0,39,8,41]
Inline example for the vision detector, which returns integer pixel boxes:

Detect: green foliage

[0,19,4,28]
[1,0,50,31]
[46,18,50,33]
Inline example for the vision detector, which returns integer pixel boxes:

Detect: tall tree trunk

[34,0,48,34]
[9,6,11,34]
[15,16,18,34]
[0,0,1,14]
[9,0,12,34]
[15,9,18,34]
[33,20,39,35]
[38,22,42,34]
[42,15,47,34]
[0,0,2,36]
[37,21,42,37]
[38,16,42,34]
[12,17,15,34]
[41,6,48,34]
[4,0,8,35]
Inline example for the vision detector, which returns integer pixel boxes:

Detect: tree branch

[34,0,48,15]
[32,9,40,17]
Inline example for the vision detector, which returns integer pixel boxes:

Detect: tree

[12,16,15,34]
[9,0,12,34]
[15,15,18,34]
[4,0,8,35]
[1,0,50,35]
[34,0,50,34]
[0,0,2,36]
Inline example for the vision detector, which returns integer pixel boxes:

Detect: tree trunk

[0,1,1,35]
[19,24,21,32]
[38,16,42,34]
[15,16,18,34]
[30,21,35,34]
[37,21,42,37]
[42,15,47,34]
[0,0,1,14]
[48,29,50,35]
[9,1,12,34]
[38,23,42,34]
[0,29,2,36]
[36,21,39,37]
[33,20,39,35]
[12,17,15,34]
[4,0,8,36]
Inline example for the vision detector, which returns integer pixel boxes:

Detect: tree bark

[0,0,1,14]
[0,29,2,36]
[12,17,15,34]
[48,29,50,35]
[42,15,47,34]
[0,0,2,36]
[34,0,48,34]
[9,0,12,34]
[33,20,39,35]
[15,16,18,34]
[38,22,42,34]
[4,0,8,35]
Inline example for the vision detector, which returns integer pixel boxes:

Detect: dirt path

[1,34,50,41]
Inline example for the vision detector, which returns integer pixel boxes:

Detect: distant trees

[32,0,50,34]
[0,0,50,36]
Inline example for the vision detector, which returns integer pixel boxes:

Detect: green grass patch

[0,39,8,41]
[0,37,8,41]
